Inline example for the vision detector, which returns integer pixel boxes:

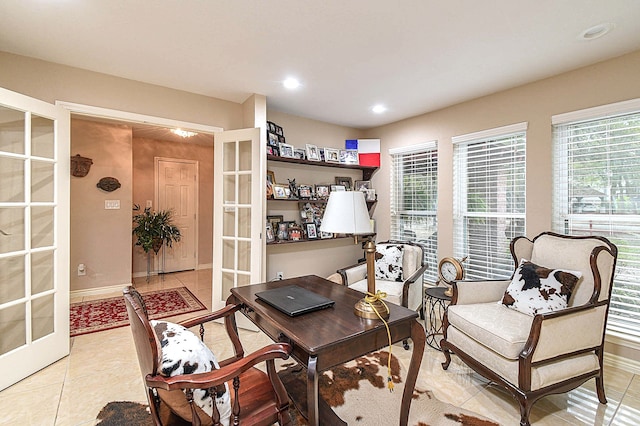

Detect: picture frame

[268,132,279,147]
[318,148,325,162]
[288,225,302,241]
[267,170,276,185]
[306,223,318,239]
[306,144,320,161]
[278,134,286,144]
[267,121,277,133]
[294,148,306,160]
[324,147,340,163]
[355,180,371,191]
[265,222,275,243]
[275,124,284,136]
[277,222,289,240]
[279,143,295,158]
[335,176,353,190]
[267,215,283,230]
[267,145,274,155]
[298,184,313,199]
[340,149,359,164]
[366,188,377,201]
[273,184,289,199]
[315,184,330,199]
[330,184,346,192]
[320,230,333,239]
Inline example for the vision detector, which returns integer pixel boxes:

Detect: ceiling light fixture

[171,128,198,138]
[371,104,387,114]
[579,23,614,41]
[283,77,301,89]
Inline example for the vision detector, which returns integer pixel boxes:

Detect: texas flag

[345,139,380,167]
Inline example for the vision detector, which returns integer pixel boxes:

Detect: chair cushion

[349,279,402,306]
[375,244,404,281]
[447,302,533,359]
[501,259,582,316]
[152,320,231,426]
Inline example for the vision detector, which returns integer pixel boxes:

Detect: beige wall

[70,120,133,291]
[264,111,368,280]
[132,137,214,275]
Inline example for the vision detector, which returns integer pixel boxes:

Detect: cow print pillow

[151,320,231,426]
[501,259,582,316]
[375,244,404,282]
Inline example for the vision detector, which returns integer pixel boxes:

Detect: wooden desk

[228,275,425,426]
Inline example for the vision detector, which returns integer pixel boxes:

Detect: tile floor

[1,269,640,425]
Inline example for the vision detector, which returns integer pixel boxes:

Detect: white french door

[212,128,264,316]
[0,87,70,391]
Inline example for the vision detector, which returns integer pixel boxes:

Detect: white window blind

[453,125,526,280]
[390,142,438,281]
[553,105,640,340]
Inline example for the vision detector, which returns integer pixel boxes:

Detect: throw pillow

[374,244,404,282]
[151,320,231,426]
[501,259,582,316]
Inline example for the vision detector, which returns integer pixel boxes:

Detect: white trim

[452,122,528,144]
[552,98,640,125]
[198,263,213,270]
[70,283,132,298]
[389,140,437,155]
[606,331,640,352]
[55,101,224,133]
[604,352,640,375]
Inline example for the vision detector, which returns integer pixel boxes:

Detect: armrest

[338,262,367,285]
[178,303,241,329]
[145,342,292,391]
[452,279,510,305]
[522,303,608,363]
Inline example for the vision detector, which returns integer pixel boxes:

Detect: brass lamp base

[354,298,390,320]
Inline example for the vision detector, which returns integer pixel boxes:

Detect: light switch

[146,200,153,208]
[105,200,120,209]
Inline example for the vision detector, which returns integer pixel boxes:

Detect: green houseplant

[132,205,181,279]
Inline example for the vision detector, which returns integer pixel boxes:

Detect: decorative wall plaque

[97,177,121,192]
[70,154,93,177]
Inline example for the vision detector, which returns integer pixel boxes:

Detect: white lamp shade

[320,191,371,234]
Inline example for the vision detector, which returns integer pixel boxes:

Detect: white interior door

[156,158,197,273]
[0,87,70,391]
[212,128,264,314]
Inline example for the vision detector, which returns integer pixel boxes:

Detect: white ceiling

[1,1,640,129]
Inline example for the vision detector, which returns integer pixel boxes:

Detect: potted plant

[132,205,181,280]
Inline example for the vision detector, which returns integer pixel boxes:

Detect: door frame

[154,157,199,273]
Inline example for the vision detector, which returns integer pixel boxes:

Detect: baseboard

[604,351,640,375]
[71,283,132,298]
[197,263,212,270]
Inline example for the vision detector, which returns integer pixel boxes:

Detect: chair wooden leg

[596,373,607,404]
[441,347,452,370]
[402,339,410,350]
[518,396,533,426]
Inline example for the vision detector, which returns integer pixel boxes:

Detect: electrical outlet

[77,263,86,276]
[276,272,284,280]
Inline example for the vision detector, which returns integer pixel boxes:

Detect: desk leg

[306,355,319,426]
[400,320,426,426]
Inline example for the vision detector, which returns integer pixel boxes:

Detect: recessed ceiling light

[371,104,387,114]
[579,23,614,41]
[283,77,301,89]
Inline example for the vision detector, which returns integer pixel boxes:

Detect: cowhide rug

[97,351,498,426]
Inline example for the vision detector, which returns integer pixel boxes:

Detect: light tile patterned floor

[1,269,639,425]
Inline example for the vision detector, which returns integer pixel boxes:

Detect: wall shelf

[267,154,378,180]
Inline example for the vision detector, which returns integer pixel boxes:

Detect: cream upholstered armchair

[337,240,427,316]
[440,232,617,426]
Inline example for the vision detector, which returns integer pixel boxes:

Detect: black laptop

[255,285,335,317]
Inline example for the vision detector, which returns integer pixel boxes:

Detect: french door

[0,88,70,391]
[212,128,264,319]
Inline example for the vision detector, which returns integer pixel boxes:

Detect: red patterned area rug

[70,287,206,337]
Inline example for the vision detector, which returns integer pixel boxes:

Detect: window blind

[553,107,640,340]
[390,142,438,281]
[453,127,526,280]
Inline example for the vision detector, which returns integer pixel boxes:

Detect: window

[453,123,526,279]
[390,142,438,281]
[553,99,640,340]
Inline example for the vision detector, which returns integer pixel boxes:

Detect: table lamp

[320,191,389,320]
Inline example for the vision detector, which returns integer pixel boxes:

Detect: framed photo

[340,149,359,164]
[267,170,276,185]
[265,223,275,243]
[330,184,346,192]
[267,215,283,230]
[335,176,353,190]
[298,184,313,199]
[289,225,302,241]
[366,188,377,201]
[355,180,371,191]
[324,147,340,163]
[306,144,320,161]
[306,223,318,239]
[318,148,325,162]
[278,134,286,144]
[267,132,279,147]
[273,184,289,199]
[279,143,295,158]
[267,145,274,155]
[315,184,330,199]
[320,230,333,239]
[294,148,306,160]
[277,222,289,240]
[275,124,284,136]
[267,121,277,133]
